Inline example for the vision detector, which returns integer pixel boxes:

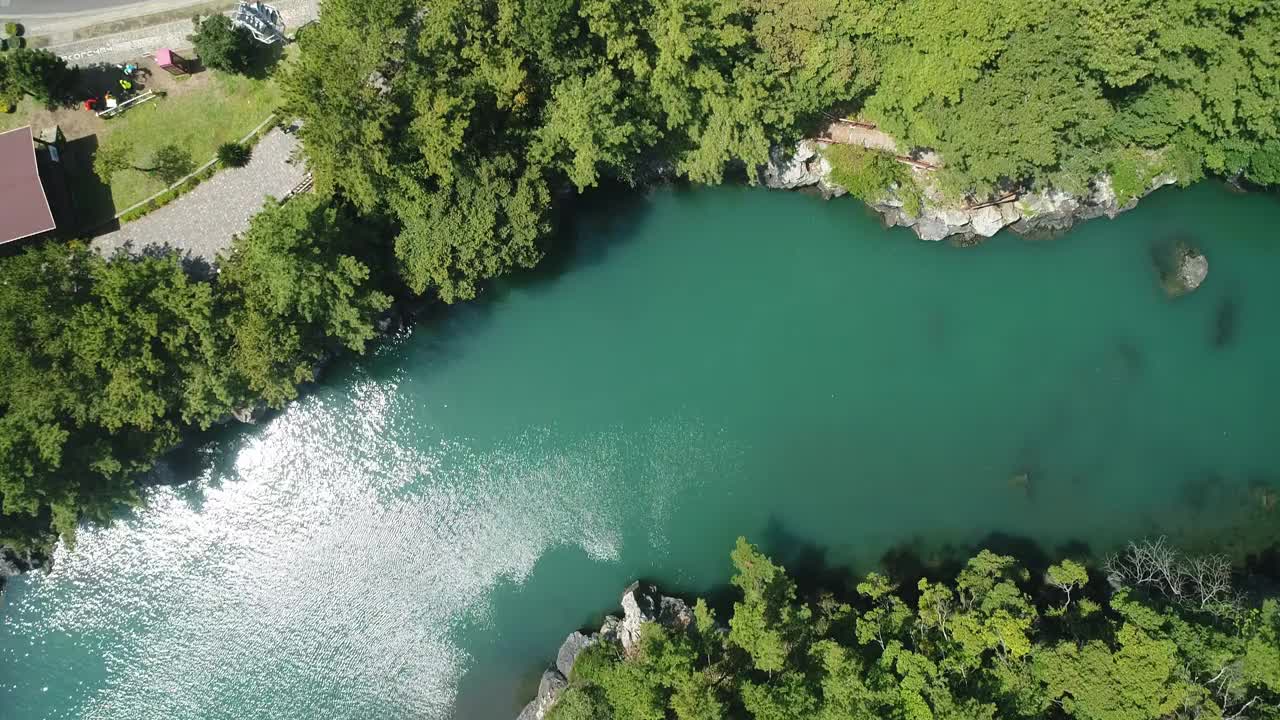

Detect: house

[0,126,58,245]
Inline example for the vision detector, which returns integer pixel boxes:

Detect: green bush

[4,22,20,37]
[825,145,923,216]
[1,38,8,51]
[217,142,252,167]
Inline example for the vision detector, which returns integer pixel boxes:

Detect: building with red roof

[0,126,58,245]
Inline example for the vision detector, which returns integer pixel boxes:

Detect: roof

[0,127,57,244]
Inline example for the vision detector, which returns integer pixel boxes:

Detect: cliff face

[760,139,1178,242]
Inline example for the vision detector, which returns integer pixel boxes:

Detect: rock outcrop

[515,583,693,720]
[617,581,693,655]
[1157,241,1210,297]
[760,140,1177,243]
[0,546,45,592]
[516,669,567,720]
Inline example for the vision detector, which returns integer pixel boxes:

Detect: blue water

[2,183,1278,719]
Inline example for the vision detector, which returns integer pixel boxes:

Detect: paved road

[1,0,163,16]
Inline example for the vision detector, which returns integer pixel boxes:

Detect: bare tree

[1186,554,1234,609]
[1172,663,1268,720]
[1104,536,1186,599]
[1104,537,1242,617]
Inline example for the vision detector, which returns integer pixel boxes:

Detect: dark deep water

[2,183,1279,719]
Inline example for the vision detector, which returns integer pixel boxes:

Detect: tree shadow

[62,133,119,234]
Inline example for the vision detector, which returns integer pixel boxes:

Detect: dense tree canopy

[0,196,390,552]
[6,0,1279,560]
[551,539,1280,720]
[285,0,1280,301]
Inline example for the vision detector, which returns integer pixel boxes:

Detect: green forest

[549,539,1280,720]
[0,197,390,553]
[2,0,1279,554]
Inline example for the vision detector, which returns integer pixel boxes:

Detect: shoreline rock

[0,546,47,592]
[516,582,692,720]
[761,139,1178,243]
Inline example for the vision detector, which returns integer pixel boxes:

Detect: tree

[150,144,195,186]
[93,142,137,183]
[1046,559,1090,613]
[190,14,255,74]
[545,539,1280,720]
[727,536,811,672]
[0,48,77,106]
[216,194,392,406]
[95,141,195,186]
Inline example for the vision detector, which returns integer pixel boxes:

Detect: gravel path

[92,127,308,263]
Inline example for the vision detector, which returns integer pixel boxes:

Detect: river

[2,183,1279,719]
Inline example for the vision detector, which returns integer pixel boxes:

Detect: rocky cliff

[516,582,693,720]
[760,139,1178,243]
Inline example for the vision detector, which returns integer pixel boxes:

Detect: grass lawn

[2,53,289,232]
[94,71,284,220]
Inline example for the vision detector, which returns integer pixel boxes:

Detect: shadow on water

[508,179,661,290]
[1212,294,1239,349]
[401,179,659,378]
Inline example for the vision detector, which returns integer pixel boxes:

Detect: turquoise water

[2,183,1279,719]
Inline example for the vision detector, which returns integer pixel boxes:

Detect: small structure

[97,90,159,119]
[0,126,58,245]
[155,48,189,75]
[231,2,286,45]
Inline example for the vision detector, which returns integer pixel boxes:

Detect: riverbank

[518,539,1280,720]
[760,134,1184,244]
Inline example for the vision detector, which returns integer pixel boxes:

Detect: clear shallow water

[3,183,1280,720]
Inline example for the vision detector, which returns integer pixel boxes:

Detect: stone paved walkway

[92,127,308,263]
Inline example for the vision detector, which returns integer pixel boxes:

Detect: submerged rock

[1212,297,1238,348]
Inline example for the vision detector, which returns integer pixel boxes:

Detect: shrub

[217,142,252,168]
[825,145,923,216]
[4,22,22,37]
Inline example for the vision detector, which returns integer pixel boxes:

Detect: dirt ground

[18,54,212,143]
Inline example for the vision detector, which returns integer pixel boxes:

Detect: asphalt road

[1,0,183,17]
